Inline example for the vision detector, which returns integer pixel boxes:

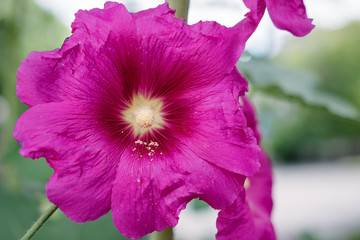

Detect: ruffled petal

[241,96,261,143]
[216,190,254,240]
[235,0,266,42]
[16,33,86,107]
[241,96,274,214]
[131,4,247,100]
[71,2,134,44]
[111,146,245,239]
[216,152,275,240]
[132,2,175,20]
[247,152,274,216]
[216,97,275,239]
[13,101,126,222]
[266,0,315,37]
[236,0,313,39]
[17,3,138,107]
[179,69,260,176]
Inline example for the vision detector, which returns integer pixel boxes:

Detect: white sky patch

[34,0,360,56]
[35,0,360,29]
[306,0,360,30]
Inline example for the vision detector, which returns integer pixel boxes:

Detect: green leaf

[238,58,360,124]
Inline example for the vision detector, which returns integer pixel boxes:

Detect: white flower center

[122,94,164,135]
[135,108,154,128]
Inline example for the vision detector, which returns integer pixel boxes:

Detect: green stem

[165,0,190,23]
[149,227,173,240]
[21,204,58,240]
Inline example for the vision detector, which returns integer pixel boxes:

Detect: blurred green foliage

[239,23,360,163]
[278,22,360,108]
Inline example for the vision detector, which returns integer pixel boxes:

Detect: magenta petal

[111,147,191,239]
[180,147,246,210]
[132,2,175,20]
[111,146,245,239]
[247,152,274,216]
[71,2,134,44]
[216,190,254,240]
[216,97,275,239]
[216,152,275,240]
[216,97,276,240]
[266,0,314,37]
[17,3,137,107]
[241,96,273,213]
[241,96,261,143]
[133,6,247,92]
[180,70,260,176]
[236,0,313,38]
[16,34,84,107]
[14,101,123,221]
[189,20,246,64]
[235,0,266,42]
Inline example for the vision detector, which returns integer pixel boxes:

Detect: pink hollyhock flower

[14,2,261,239]
[216,97,276,240]
[237,0,314,39]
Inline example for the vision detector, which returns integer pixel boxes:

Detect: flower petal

[241,96,274,213]
[131,5,247,99]
[235,0,266,42]
[17,3,137,107]
[179,69,260,176]
[132,2,175,20]
[241,96,261,142]
[266,0,314,37]
[216,190,254,240]
[216,97,275,239]
[247,152,274,216]
[16,34,85,107]
[236,0,314,38]
[13,101,127,221]
[111,146,245,239]
[216,152,275,240]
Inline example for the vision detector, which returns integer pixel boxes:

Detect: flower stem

[149,227,173,240]
[21,204,58,240]
[165,0,190,23]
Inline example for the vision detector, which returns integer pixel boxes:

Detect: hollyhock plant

[14,2,263,239]
[237,0,315,40]
[216,97,276,240]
